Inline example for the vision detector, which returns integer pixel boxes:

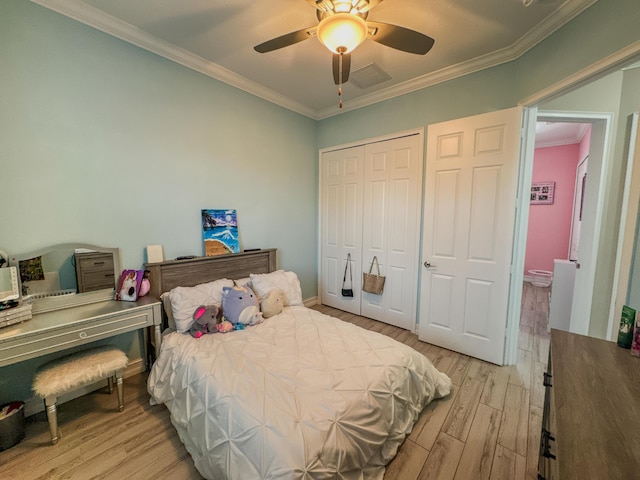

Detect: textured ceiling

[33,0,598,119]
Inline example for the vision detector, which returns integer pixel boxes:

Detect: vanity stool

[32,346,128,445]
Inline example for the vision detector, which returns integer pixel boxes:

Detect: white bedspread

[148,306,451,480]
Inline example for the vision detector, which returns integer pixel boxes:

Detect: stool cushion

[33,346,128,398]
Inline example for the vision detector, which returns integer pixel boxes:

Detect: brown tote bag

[362,256,385,295]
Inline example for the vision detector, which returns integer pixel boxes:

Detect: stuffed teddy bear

[190,304,221,338]
[260,288,285,318]
[221,285,263,329]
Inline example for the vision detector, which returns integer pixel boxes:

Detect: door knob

[424,261,435,268]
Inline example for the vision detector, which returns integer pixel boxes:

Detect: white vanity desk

[0,295,162,369]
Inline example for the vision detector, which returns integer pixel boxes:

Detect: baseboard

[303,296,318,307]
[24,358,146,417]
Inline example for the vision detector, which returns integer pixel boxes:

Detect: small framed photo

[530,181,555,205]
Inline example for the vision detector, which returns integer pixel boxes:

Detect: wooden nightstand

[74,252,116,293]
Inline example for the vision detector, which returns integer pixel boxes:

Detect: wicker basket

[529,269,552,287]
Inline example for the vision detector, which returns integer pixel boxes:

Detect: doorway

[505,110,614,364]
[516,112,612,342]
[522,118,593,335]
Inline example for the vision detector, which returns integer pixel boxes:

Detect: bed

[146,250,451,479]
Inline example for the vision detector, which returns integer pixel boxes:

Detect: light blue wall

[317,64,518,148]
[318,0,640,146]
[0,0,317,405]
[1,0,318,292]
[316,0,640,340]
[1,0,640,404]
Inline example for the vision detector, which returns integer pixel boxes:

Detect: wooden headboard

[144,249,277,298]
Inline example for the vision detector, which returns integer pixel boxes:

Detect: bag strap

[343,253,352,286]
[368,256,381,276]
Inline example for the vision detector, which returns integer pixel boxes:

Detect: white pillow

[250,270,303,306]
[234,277,251,289]
[160,292,176,330]
[168,278,234,332]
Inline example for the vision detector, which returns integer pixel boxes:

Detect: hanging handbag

[341,253,354,297]
[362,256,385,295]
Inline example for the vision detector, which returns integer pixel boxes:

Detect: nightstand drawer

[77,254,114,272]
[75,252,116,293]
[80,271,117,291]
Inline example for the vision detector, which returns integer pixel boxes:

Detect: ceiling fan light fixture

[317,13,367,54]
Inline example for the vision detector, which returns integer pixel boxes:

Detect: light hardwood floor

[0,283,550,480]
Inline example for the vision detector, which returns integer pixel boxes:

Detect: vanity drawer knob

[79,331,88,339]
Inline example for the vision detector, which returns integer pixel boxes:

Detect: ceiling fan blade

[332,53,351,84]
[367,21,434,55]
[254,27,316,53]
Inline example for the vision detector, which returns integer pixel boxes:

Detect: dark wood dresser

[540,328,640,479]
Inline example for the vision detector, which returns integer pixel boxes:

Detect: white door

[569,155,588,261]
[418,108,522,364]
[361,135,422,330]
[568,118,609,335]
[320,146,363,315]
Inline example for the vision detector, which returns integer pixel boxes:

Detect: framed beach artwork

[201,209,239,256]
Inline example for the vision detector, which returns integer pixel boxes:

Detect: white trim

[31,0,597,121]
[534,123,593,149]
[318,127,424,154]
[504,43,640,363]
[505,106,536,365]
[29,0,318,119]
[556,112,613,336]
[317,0,597,119]
[568,154,590,261]
[608,113,640,340]
[303,296,318,308]
[519,41,640,107]
[517,110,613,339]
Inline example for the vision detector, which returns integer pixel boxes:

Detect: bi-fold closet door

[319,132,423,331]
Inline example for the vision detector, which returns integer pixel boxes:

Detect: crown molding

[534,122,592,149]
[316,0,598,119]
[30,0,318,119]
[520,40,640,106]
[32,0,597,121]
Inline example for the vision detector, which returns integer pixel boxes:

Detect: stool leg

[44,395,59,445]
[116,369,124,412]
[107,376,114,394]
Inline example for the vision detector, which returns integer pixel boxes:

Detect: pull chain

[338,52,343,109]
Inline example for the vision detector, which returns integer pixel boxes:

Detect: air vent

[350,63,391,89]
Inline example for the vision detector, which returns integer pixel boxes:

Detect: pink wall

[524,143,581,275]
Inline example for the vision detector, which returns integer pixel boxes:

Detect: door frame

[608,113,640,340]
[504,41,640,364]
[537,112,612,337]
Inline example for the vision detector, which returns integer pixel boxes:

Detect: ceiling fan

[254,0,435,104]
